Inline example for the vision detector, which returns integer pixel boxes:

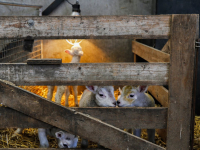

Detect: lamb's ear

[119,87,122,94]
[137,86,148,93]
[55,131,64,139]
[65,49,73,55]
[86,86,98,94]
[72,137,79,148]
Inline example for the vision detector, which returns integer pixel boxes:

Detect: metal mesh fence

[0,39,41,63]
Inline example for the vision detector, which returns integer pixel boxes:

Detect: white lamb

[79,85,116,148]
[38,127,78,148]
[47,40,83,107]
[117,85,155,143]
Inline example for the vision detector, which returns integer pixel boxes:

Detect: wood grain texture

[132,41,170,62]
[161,40,170,54]
[0,63,169,86]
[0,81,165,150]
[0,15,171,39]
[0,147,108,150]
[0,106,51,128]
[148,86,168,107]
[27,59,62,65]
[167,14,199,150]
[0,106,167,129]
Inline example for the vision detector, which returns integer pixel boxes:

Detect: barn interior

[0,0,200,149]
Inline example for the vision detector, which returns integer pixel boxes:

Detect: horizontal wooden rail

[132,40,170,62]
[0,80,165,150]
[0,146,106,150]
[0,15,171,39]
[0,63,169,86]
[0,106,167,129]
[0,1,42,8]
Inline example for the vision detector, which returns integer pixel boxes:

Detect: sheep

[79,85,117,148]
[13,40,83,141]
[47,40,83,107]
[13,127,78,148]
[116,85,155,143]
[38,127,78,148]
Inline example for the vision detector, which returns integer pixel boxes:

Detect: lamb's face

[55,131,78,148]
[86,86,117,107]
[117,86,138,107]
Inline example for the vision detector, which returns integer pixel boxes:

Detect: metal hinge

[196,39,200,48]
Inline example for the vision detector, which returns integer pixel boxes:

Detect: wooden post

[167,14,199,150]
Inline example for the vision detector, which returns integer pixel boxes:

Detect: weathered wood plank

[0,106,51,128]
[148,85,168,143]
[0,15,171,39]
[0,80,165,150]
[0,145,106,150]
[0,63,169,86]
[148,86,168,107]
[0,1,42,8]
[161,40,170,54]
[27,59,62,65]
[167,14,199,150]
[0,106,167,129]
[132,41,170,62]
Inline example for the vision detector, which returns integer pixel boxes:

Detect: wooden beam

[167,14,199,150]
[0,146,108,150]
[161,40,170,54]
[0,1,42,8]
[0,106,167,129]
[132,41,170,62]
[0,80,165,150]
[0,63,169,86]
[0,15,171,39]
[132,41,169,142]
[42,0,65,16]
[0,106,51,128]
[27,58,62,65]
[148,86,168,107]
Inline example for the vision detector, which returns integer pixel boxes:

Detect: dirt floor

[0,86,198,149]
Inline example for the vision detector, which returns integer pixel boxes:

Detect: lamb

[13,127,78,148]
[79,85,117,148]
[116,85,155,143]
[38,127,78,148]
[47,40,83,107]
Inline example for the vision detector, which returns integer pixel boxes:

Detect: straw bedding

[4,86,200,149]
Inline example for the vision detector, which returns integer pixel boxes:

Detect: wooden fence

[0,14,199,150]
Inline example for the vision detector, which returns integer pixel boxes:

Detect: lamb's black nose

[117,101,120,105]
[63,144,68,148]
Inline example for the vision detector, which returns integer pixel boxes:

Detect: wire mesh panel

[0,39,42,63]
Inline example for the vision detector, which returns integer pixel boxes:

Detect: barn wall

[0,0,156,93]
[43,0,156,63]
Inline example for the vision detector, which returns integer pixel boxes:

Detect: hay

[0,86,168,148]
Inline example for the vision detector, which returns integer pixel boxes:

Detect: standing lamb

[79,85,117,148]
[117,85,155,143]
[47,40,83,107]
[13,40,83,141]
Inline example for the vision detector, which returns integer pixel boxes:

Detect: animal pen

[0,14,199,150]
